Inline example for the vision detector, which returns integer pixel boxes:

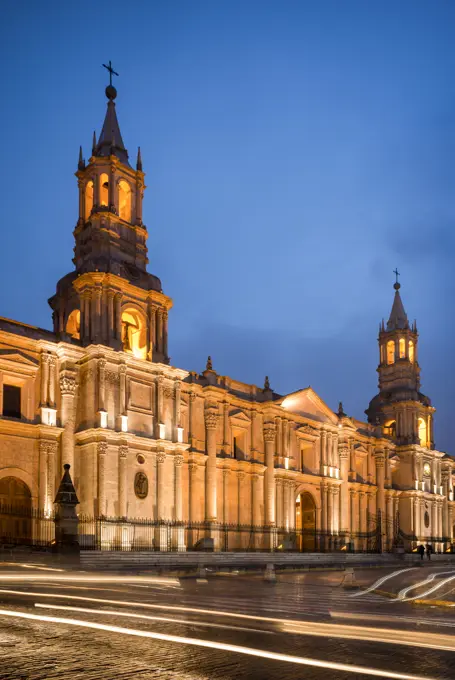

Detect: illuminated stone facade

[0,83,454,551]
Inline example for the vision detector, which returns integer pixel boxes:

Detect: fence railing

[0,504,450,553]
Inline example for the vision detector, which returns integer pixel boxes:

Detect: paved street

[0,564,455,679]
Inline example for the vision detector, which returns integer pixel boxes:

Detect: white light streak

[397,570,455,601]
[34,604,275,635]
[0,574,179,585]
[349,568,417,597]
[0,609,436,680]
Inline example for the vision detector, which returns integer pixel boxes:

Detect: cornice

[0,420,63,438]
[72,272,173,310]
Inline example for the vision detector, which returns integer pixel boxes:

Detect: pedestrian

[426,543,432,561]
[418,544,425,561]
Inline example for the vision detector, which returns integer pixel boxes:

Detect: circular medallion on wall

[423,462,431,477]
[424,511,430,528]
[134,471,148,499]
[136,454,145,465]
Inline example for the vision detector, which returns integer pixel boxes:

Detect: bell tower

[49,64,171,363]
[365,273,434,448]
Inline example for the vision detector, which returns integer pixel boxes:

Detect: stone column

[163,310,169,360]
[39,441,48,513]
[321,483,328,533]
[238,471,246,548]
[146,304,154,360]
[250,410,257,457]
[47,441,57,515]
[339,445,349,532]
[114,293,122,343]
[275,417,282,462]
[48,356,56,408]
[332,433,338,471]
[442,472,450,541]
[349,438,356,481]
[263,423,276,526]
[156,375,164,436]
[375,451,385,516]
[41,354,49,406]
[386,494,393,549]
[359,491,366,534]
[83,291,91,342]
[97,442,108,517]
[283,480,290,531]
[326,433,332,468]
[432,500,438,544]
[320,429,327,474]
[276,478,283,529]
[414,496,420,539]
[118,444,128,517]
[98,358,106,413]
[288,482,296,531]
[449,505,454,543]
[188,392,196,450]
[107,291,115,343]
[156,309,163,354]
[438,501,443,547]
[156,451,167,550]
[174,380,181,442]
[119,364,127,416]
[223,401,230,456]
[251,473,261,549]
[327,484,333,534]
[189,463,198,523]
[205,406,219,522]
[222,468,229,524]
[174,454,185,551]
[350,489,356,537]
[59,372,77,470]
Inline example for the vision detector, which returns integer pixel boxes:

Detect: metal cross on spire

[393,268,400,284]
[103,60,119,87]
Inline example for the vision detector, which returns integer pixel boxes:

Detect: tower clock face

[423,462,431,477]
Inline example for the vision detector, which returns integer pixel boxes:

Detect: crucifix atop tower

[103,60,119,87]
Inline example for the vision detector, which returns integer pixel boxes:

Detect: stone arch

[85,179,94,218]
[118,179,132,221]
[0,467,38,501]
[66,309,81,340]
[0,475,33,544]
[121,305,147,359]
[295,486,318,552]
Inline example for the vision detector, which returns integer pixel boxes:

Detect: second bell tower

[365,276,434,448]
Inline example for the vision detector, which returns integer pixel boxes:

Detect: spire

[78,146,85,171]
[92,131,97,156]
[136,146,142,171]
[387,280,409,331]
[93,62,130,166]
[206,355,213,371]
[54,464,79,506]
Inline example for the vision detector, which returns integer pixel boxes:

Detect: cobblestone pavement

[0,565,454,680]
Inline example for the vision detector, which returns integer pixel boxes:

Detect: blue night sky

[1,1,455,451]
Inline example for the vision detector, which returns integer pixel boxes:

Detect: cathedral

[0,75,453,552]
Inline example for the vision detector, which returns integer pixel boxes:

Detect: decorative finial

[78,146,85,171]
[337,401,346,418]
[64,463,70,471]
[393,267,400,290]
[136,147,142,171]
[103,60,119,100]
[264,375,270,391]
[92,131,97,155]
[206,355,213,371]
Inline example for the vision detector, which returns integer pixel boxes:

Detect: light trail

[34,603,275,635]
[331,611,455,629]
[397,570,455,601]
[0,563,66,572]
[0,608,437,680]
[0,574,179,585]
[349,567,417,597]
[34,602,455,652]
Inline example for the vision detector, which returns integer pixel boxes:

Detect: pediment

[0,349,39,367]
[354,445,369,457]
[229,409,251,423]
[279,387,338,425]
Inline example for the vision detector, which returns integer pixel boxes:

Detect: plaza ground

[0,562,455,679]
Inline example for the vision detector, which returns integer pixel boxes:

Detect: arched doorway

[296,491,317,552]
[0,477,32,544]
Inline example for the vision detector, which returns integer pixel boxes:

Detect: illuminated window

[385,420,396,438]
[409,340,414,363]
[418,418,427,447]
[399,338,405,359]
[66,310,80,340]
[380,344,384,364]
[121,309,146,359]
[118,180,131,221]
[85,180,94,217]
[100,173,109,207]
[387,340,395,364]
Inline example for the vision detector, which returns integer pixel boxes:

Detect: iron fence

[0,503,55,549]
